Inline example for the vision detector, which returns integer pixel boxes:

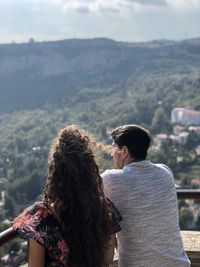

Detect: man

[102,124,190,267]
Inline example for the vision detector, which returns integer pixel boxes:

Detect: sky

[0,0,200,44]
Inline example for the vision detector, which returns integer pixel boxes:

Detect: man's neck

[125,157,142,165]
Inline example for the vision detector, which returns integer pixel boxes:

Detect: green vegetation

[0,38,200,231]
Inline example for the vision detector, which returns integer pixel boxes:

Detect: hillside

[0,37,200,219]
[0,37,200,114]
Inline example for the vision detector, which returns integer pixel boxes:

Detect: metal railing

[1,189,200,247]
[0,227,18,246]
[176,189,200,199]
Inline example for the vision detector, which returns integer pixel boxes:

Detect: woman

[12,125,121,267]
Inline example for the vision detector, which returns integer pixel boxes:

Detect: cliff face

[0,39,126,75]
[0,38,200,113]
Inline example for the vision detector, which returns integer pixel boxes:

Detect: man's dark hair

[111,124,151,160]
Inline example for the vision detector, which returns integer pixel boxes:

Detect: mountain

[0,38,200,219]
[0,37,200,114]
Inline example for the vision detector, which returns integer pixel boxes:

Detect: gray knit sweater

[102,161,190,267]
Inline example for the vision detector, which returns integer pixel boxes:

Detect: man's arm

[101,170,112,199]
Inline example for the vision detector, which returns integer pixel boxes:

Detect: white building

[171,107,200,126]
[188,126,200,135]
[169,132,189,145]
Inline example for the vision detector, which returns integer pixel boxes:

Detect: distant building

[188,126,200,135]
[169,132,189,145]
[195,145,200,156]
[155,133,168,141]
[171,107,200,126]
[173,125,185,135]
[191,179,200,187]
[152,133,169,150]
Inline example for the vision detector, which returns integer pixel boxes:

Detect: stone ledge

[181,231,200,267]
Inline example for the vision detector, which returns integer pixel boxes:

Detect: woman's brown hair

[43,125,111,267]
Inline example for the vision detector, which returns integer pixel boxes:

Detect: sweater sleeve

[101,170,112,199]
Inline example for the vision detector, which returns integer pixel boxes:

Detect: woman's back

[11,125,121,267]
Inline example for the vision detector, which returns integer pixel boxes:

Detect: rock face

[0,37,200,113]
[0,38,125,76]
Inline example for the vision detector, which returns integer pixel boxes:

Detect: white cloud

[61,0,128,13]
[60,0,164,13]
[0,0,199,44]
[56,0,200,14]
[1,0,200,13]
[167,0,200,9]
[0,0,63,5]
[127,0,167,5]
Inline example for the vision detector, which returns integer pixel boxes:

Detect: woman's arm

[28,238,45,267]
[104,234,117,265]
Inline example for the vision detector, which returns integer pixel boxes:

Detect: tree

[195,213,200,230]
[178,200,189,209]
[179,208,194,230]
[151,107,171,133]
[15,136,27,153]
[8,240,21,254]
[186,131,200,150]
[180,174,191,188]
[4,195,15,217]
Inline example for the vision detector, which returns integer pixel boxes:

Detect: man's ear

[122,146,129,157]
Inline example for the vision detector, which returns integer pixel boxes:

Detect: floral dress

[12,201,122,267]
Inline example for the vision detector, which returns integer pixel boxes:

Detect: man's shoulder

[102,169,125,199]
[154,163,173,177]
[101,168,124,178]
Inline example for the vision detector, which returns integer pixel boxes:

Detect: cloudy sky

[0,0,200,44]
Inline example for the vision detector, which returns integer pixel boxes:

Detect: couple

[12,124,190,267]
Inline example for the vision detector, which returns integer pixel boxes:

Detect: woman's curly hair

[43,125,111,267]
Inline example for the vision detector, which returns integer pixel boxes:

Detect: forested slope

[0,37,200,218]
